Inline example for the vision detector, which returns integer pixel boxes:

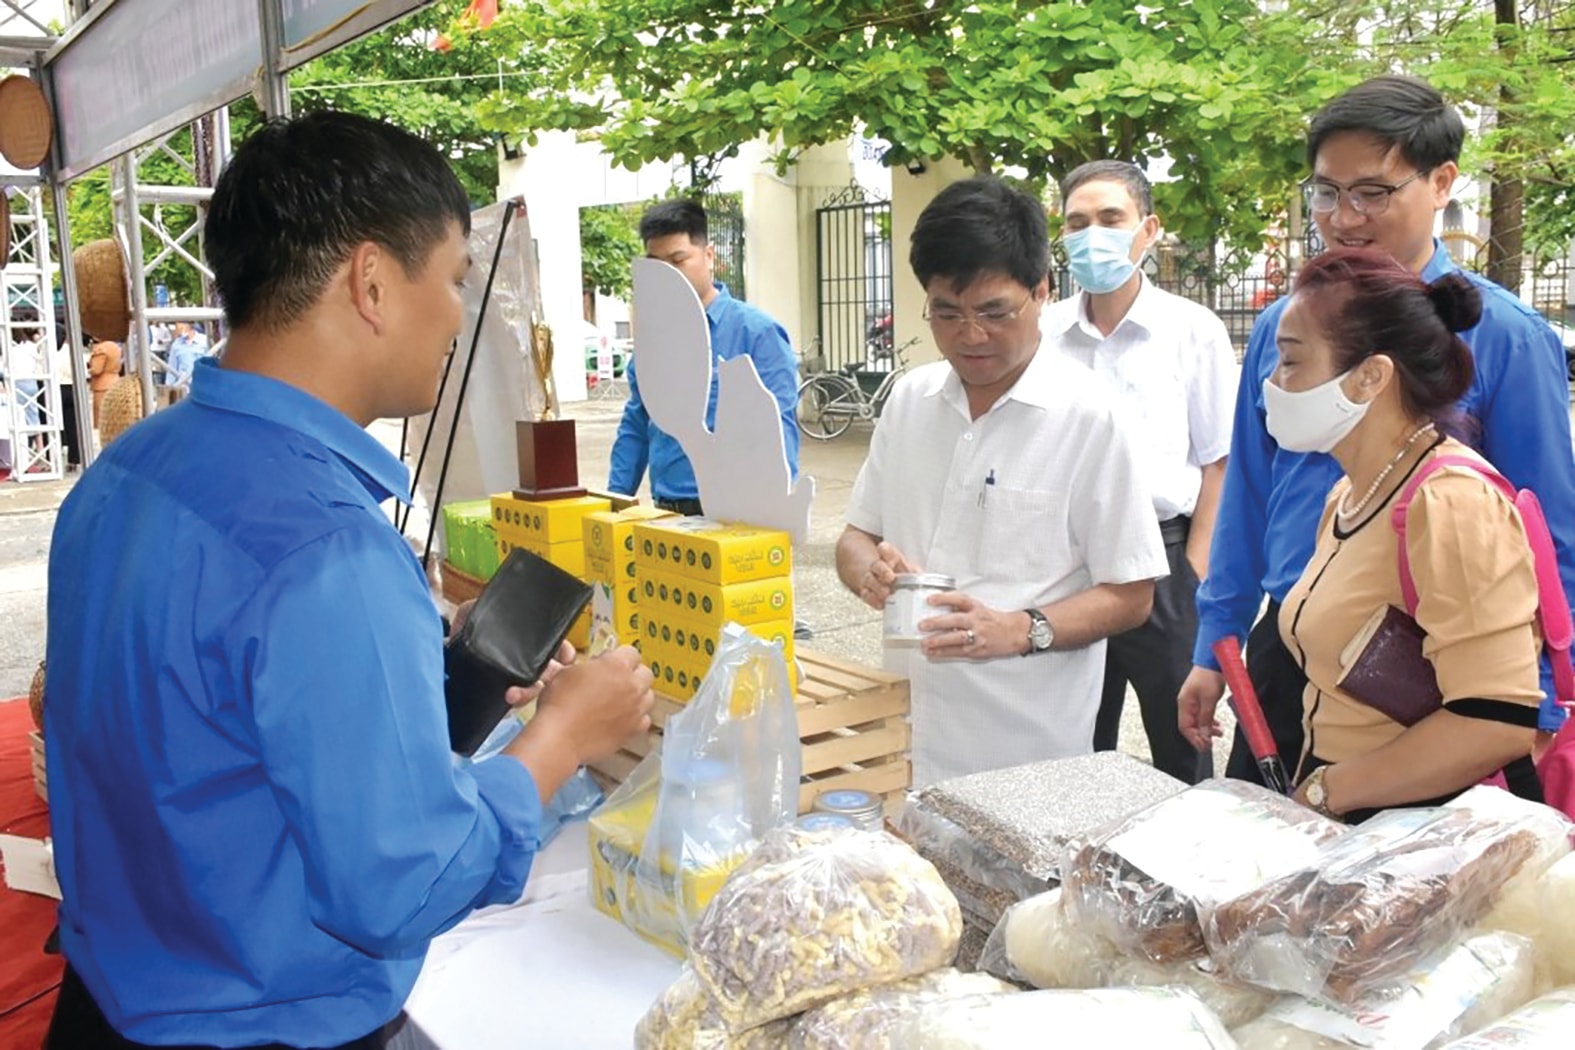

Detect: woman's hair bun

[1425,272,1483,334]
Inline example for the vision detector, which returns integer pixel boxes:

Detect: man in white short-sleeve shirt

[837,176,1169,786]
[1043,161,1238,783]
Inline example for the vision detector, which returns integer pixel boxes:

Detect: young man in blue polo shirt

[608,198,800,517]
[44,112,654,1049]
[1179,75,1575,782]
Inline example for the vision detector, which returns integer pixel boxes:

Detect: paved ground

[0,395,1217,768]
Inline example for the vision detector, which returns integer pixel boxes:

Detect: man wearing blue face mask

[1180,75,1575,787]
[1043,161,1239,783]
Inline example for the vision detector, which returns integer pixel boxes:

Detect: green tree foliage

[1299,1,1575,281]
[579,203,643,300]
[290,0,514,204]
[475,0,1348,250]
[475,0,1575,268]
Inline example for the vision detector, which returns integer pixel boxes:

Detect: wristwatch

[1302,765,1340,820]
[1023,608,1054,655]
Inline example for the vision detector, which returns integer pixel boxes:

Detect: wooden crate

[439,561,486,606]
[28,730,46,803]
[586,649,911,814]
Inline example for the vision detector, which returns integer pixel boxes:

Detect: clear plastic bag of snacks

[787,968,1013,1050]
[1205,806,1550,1004]
[894,753,1188,924]
[1060,779,1345,963]
[1230,931,1536,1050]
[1433,986,1575,1048]
[688,827,962,1032]
[891,987,1238,1049]
[634,968,791,1049]
[976,888,1122,990]
[589,627,800,955]
[1106,956,1275,1029]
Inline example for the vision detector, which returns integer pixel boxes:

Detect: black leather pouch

[443,547,593,755]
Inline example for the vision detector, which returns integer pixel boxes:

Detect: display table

[404,821,682,1048]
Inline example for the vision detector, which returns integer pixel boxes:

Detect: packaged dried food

[1536,852,1575,989]
[895,753,1186,913]
[953,920,993,974]
[1106,957,1275,1029]
[1434,986,1575,1048]
[689,827,962,1032]
[787,968,1013,1050]
[1230,932,1536,1050]
[1061,779,1345,963]
[892,986,1238,1049]
[635,968,792,1049]
[1453,786,1572,943]
[1205,806,1545,1004]
[589,627,800,955]
[977,888,1122,990]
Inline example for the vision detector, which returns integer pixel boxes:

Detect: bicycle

[796,337,920,440]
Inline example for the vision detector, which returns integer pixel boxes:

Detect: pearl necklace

[1338,421,1436,521]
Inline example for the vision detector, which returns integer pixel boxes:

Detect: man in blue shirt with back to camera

[43,111,655,1050]
[1179,75,1575,785]
[608,198,800,517]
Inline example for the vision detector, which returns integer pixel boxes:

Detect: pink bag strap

[1392,455,1575,708]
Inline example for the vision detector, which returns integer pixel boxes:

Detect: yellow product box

[583,506,676,563]
[586,550,640,591]
[495,536,586,581]
[632,518,792,585]
[587,785,747,957]
[644,651,712,703]
[491,494,610,546]
[642,609,794,667]
[637,568,793,627]
[644,645,799,706]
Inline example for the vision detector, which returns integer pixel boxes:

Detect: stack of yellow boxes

[582,505,675,651]
[633,518,796,701]
[491,493,611,650]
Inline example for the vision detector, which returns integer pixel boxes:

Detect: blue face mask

[1063,225,1141,294]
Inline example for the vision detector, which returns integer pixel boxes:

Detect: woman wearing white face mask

[1248,248,1544,823]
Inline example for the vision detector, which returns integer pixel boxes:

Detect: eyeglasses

[1305,170,1430,216]
[923,291,1036,333]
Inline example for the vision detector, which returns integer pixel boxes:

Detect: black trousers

[59,384,81,467]
[1225,600,1311,785]
[1096,516,1212,783]
[655,497,704,517]
[46,965,405,1050]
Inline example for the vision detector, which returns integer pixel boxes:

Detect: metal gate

[816,184,893,373]
[703,191,746,302]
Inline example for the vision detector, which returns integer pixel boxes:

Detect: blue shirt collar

[705,282,734,318]
[1420,238,1461,283]
[189,359,412,505]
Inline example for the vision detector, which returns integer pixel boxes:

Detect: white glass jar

[884,572,956,647]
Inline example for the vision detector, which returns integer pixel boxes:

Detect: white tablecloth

[404,822,683,1049]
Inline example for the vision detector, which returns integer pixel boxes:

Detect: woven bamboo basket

[98,374,146,445]
[28,661,45,732]
[0,75,53,170]
[74,239,132,342]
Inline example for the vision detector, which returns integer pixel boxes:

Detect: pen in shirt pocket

[978,468,996,508]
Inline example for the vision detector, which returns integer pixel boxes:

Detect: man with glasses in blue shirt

[43,112,655,1049]
[1179,75,1575,786]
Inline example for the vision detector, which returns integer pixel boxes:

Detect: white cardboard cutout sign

[630,259,814,545]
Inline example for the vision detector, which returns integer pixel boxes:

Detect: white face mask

[1262,370,1370,453]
